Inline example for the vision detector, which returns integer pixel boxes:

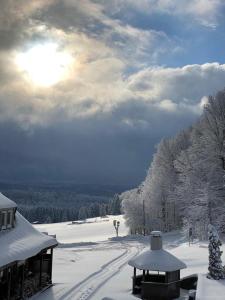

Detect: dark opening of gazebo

[128,231,186,300]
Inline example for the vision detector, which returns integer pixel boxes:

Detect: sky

[1,0,225,186]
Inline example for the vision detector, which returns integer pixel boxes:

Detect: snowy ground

[34,216,225,300]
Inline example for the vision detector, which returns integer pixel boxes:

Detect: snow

[35,215,128,244]
[0,192,16,209]
[129,248,187,271]
[196,274,225,300]
[33,217,225,300]
[0,212,57,268]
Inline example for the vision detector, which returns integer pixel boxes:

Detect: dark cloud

[0,0,224,185]
[0,104,196,185]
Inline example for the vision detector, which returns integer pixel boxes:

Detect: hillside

[34,215,225,300]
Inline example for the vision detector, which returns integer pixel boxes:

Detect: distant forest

[0,183,127,223]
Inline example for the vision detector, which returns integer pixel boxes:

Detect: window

[7,211,12,229]
[0,209,15,230]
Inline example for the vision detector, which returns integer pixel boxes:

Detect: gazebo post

[143,270,145,281]
[133,267,137,294]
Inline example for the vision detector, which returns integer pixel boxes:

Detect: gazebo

[128,231,186,300]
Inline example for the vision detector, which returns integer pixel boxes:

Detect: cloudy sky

[1,0,225,186]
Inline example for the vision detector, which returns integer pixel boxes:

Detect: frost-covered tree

[174,125,210,238]
[207,224,225,280]
[122,89,225,237]
[78,206,88,220]
[141,130,190,231]
[109,194,121,215]
[121,188,145,234]
[201,92,225,231]
[175,91,225,235]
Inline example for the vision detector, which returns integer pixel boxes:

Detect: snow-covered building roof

[0,195,57,269]
[0,192,17,209]
[129,231,186,272]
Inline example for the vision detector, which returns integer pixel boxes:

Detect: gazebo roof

[0,192,17,209]
[129,248,186,272]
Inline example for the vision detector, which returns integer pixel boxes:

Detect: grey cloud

[0,1,225,185]
[0,101,197,185]
[0,0,54,50]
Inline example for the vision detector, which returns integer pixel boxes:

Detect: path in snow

[34,216,185,300]
[33,240,144,300]
[55,241,143,300]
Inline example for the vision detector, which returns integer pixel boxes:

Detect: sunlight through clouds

[16,43,73,86]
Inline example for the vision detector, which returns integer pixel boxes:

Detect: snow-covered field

[34,216,225,300]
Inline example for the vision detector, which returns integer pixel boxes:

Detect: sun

[16,43,72,86]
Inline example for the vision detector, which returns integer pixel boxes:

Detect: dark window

[0,209,14,230]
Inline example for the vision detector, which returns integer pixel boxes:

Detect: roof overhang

[128,249,187,272]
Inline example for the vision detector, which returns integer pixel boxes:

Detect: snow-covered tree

[122,89,225,238]
[207,224,225,280]
[121,188,145,234]
[109,194,121,215]
[141,130,190,231]
[78,206,88,220]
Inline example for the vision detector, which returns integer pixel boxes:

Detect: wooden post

[39,255,43,288]
[18,264,25,299]
[7,267,11,300]
[143,270,145,282]
[21,264,25,298]
[49,248,53,284]
[133,267,137,294]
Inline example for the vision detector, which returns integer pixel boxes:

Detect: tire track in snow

[58,242,143,300]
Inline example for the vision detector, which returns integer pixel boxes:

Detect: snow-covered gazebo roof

[0,192,17,209]
[129,231,186,272]
[0,194,57,269]
[129,248,186,272]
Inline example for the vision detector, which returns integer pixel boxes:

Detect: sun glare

[16,43,72,86]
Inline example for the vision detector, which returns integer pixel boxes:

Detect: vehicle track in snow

[57,241,143,300]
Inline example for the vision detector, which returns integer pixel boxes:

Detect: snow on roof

[0,211,57,268]
[128,248,187,272]
[0,192,17,209]
[196,273,225,300]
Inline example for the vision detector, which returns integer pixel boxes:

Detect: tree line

[3,189,121,223]
[121,89,225,239]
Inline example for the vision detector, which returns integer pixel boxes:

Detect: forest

[1,183,122,223]
[121,89,225,239]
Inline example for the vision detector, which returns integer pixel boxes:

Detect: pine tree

[207,224,225,280]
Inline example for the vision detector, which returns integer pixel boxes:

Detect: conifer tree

[207,224,225,280]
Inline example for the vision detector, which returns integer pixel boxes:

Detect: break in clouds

[1,0,225,184]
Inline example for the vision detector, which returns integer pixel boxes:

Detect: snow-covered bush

[207,224,225,280]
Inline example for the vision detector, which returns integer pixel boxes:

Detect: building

[0,193,58,299]
[128,231,186,300]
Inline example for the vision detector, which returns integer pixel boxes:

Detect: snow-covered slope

[35,215,128,244]
[34,216,225,300]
